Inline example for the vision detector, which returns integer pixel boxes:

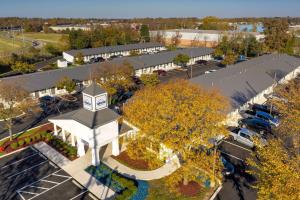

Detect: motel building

[63,42,166,64]
[48,82,137,166]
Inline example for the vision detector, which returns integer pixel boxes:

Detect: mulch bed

[61,95,77,102]
[178,181,201,197]
[112,151,150,170]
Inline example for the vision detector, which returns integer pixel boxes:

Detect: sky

[0,0,299,18]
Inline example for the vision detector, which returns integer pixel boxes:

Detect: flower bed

[86,164,139,200]
[0,124,77,160]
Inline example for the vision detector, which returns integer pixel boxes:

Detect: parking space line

[19,191,39,195]
[8,161,48,179]
[52,173,71,178]
[29,178,72,200]
[0,153,39,169]
[17,192,26,200]
[220,151,244,161]
[69,190,88,200]
[41,179,60,184]
[222,140,252,152]
[28,186,48,190]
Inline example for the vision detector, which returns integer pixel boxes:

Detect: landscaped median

[0,124,77,160]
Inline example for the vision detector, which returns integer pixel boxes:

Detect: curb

[209,185,223,200]
[0,146,29,158]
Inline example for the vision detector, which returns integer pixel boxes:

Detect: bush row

[9,131,50,150]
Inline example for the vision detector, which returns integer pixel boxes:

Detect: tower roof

[83,82,106,96]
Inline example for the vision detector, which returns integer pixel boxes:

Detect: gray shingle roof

[83,82,106,96]
[65,42,164,57]
[190,54,300,110]
[0,48,213,93]
[52,108,119,129]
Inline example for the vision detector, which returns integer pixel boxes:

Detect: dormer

[82,82,108,112]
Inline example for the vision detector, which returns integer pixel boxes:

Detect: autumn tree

[123,80,229,190]
[170,31,182,47]
[94,61,135,103]
[140,24,150,42]
[221,51,237,65]
[247,139,300,200]
[0,83,38,141]
[139,73,160,87]
[269,78,300,151]
[75,52,84,65]
[11,61,35,74]
[173,54,190,67]
[56,76,76,94]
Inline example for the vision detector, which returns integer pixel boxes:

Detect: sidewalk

[34,142,115,200]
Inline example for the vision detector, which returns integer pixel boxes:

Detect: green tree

[11,61,35,74]
[140,24,150,42]
[173,54,190,67]
[45,44,61,56]
[221,51,237,65]
[56,76,76,94]
[124,80,229,191]
[75,52,84,65]
[140,73,160,86]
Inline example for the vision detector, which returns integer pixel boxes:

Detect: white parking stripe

[28,185,48,190]
[220,151,244,161]
[52,173,71,178]
[40,179,60,184]
[8,161,48,179]
[17,192,26,200]
[19,191,39,195]
[1,153,39,169]
[222,140,252,152]
[69,190,88,200]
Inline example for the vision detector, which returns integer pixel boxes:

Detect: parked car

[221,156,235,176]
[153,69,167,76]
[229,127,266,148]
[251,103,280,116]
[240,110,279,127]
[196,60,208,65]
[118,91,133,102]
[239,117,272,134]
[108,54,122,60]
[204,69,217,74]
[90,57,105,63]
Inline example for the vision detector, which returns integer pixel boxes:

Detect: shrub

[18,140,25,146]
[25,137,31,144]
[10,142,19,149]
[35,134,41,140]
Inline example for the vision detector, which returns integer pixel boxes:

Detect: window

[240,132,251,140]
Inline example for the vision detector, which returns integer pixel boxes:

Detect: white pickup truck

[229,127,266,148]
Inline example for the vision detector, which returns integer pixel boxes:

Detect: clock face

[95,94,107,110]
[83,95,93,110]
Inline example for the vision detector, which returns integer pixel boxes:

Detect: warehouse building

[0,47,213,98]
[190,54,300,125]
[63,42,166,63]
[150,29,264,48]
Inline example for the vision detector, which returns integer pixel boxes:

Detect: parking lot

[0,147,97,200]
[160,61,224,83]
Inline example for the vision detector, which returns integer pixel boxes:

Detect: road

[215,139,257,200]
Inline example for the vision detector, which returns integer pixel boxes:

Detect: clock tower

[82,82,108,112]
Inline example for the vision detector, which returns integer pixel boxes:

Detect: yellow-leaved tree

[123,79,230,191]
[247,138,300,200]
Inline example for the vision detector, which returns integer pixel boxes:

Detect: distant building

[150,29,265,48]
[49,24,91,32]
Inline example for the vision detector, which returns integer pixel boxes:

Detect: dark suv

[239,117,272,134]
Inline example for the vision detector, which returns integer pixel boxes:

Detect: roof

[52,108,119,129]
[83,82,106,96]
[64,42,164,57]
[0,47,213,93]
[190,54,300,111]
[150,29,263,36]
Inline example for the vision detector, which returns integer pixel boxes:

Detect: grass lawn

[0,34,31,54]
[146,179,214,200]
[16,32,67,48]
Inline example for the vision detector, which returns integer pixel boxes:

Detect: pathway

[33,142,115,200]
[101,144,180,181]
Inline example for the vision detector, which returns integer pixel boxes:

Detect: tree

[75,52,84,65]
[56,76,76,94]
[263,19,291,53]
[123,80,229,190]
[0,83,37,141]
[246,139,300,200]
[139,73,160,86]
[129,50,139,57]
[45,44,61,56]
[173,54,190,67]
[94,61,135,103]
[140,24,150,42]
[269,78,300,151]
[221,51,237,65]
[170,31,182,47]
[11,61,35,74]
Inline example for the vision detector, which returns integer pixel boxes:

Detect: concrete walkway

[33,142,115,200]
[101,144,180,181]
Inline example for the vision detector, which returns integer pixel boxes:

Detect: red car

[153,70,167,76]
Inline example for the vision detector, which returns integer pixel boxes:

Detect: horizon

[1,0,299,18]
